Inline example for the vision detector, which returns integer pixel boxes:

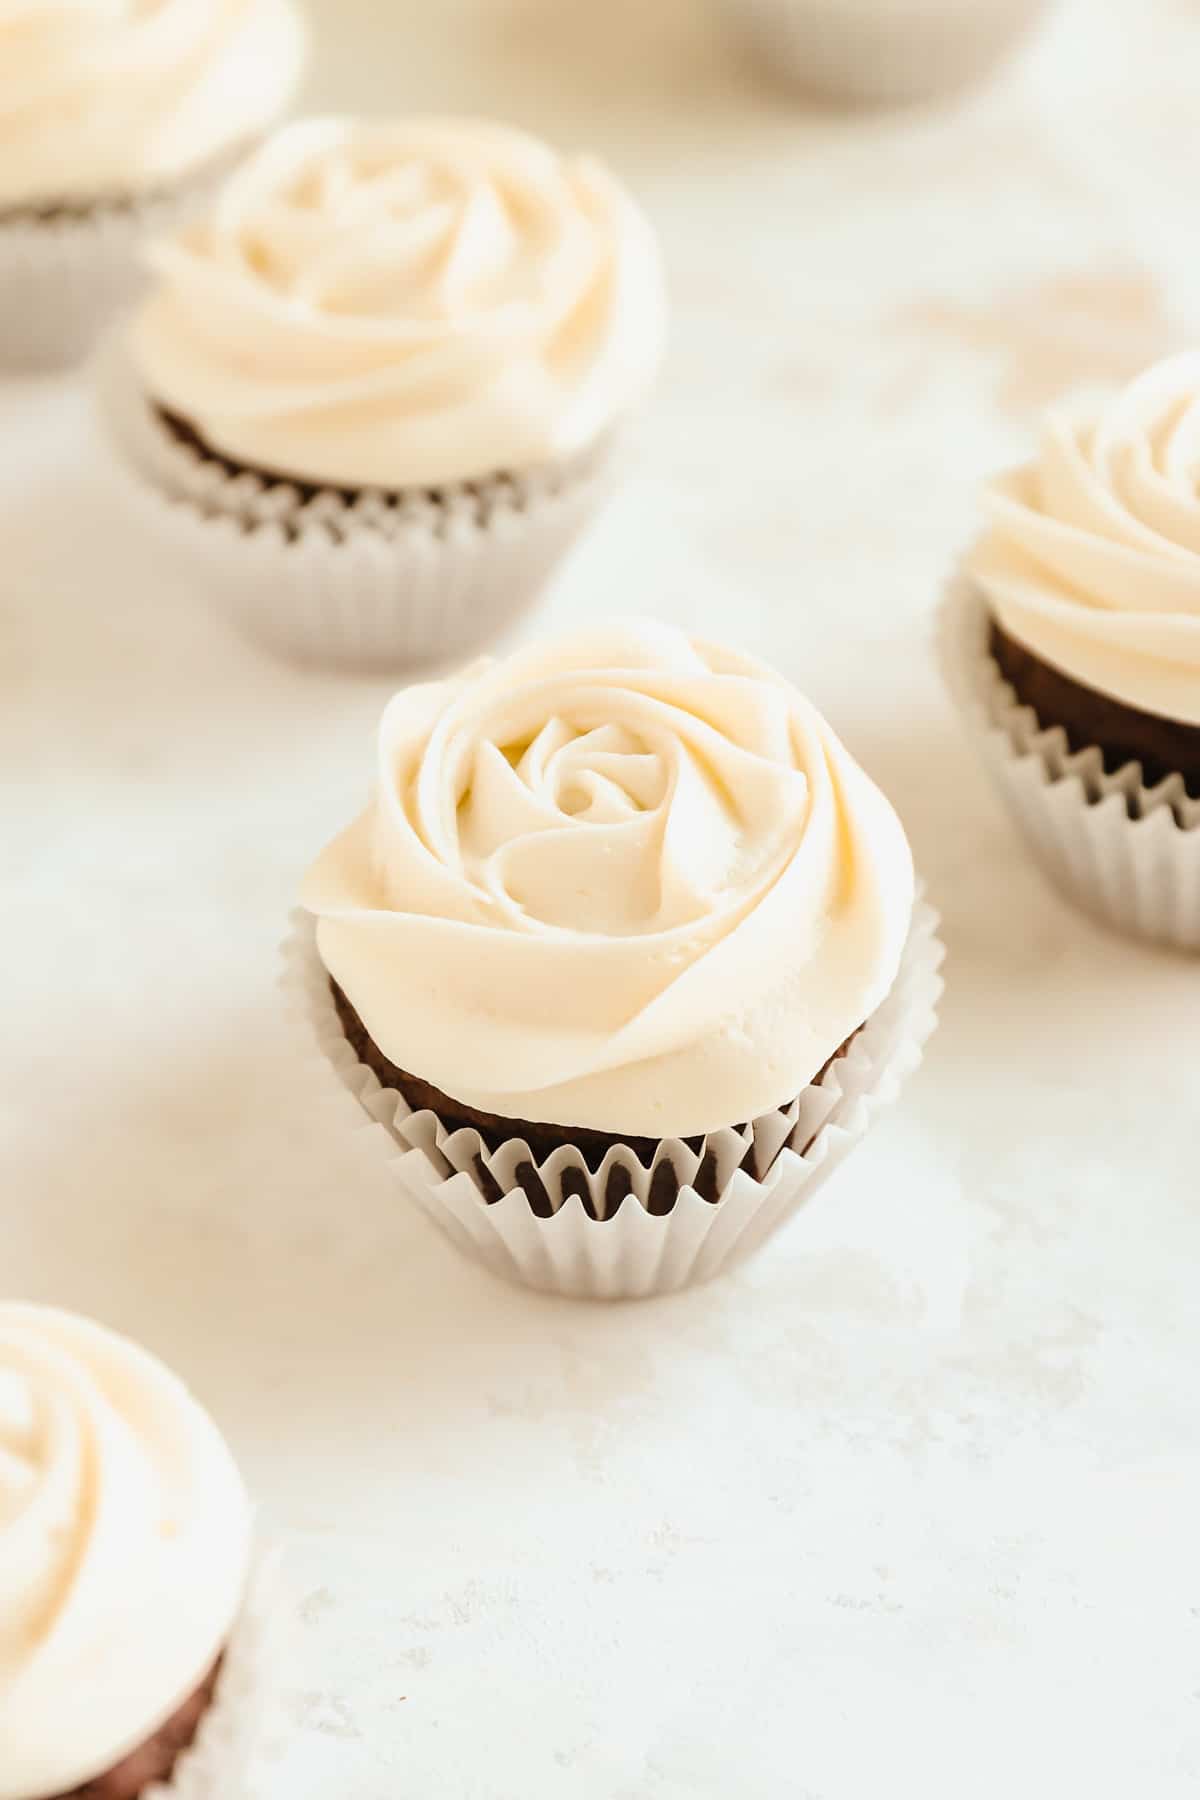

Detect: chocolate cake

[56,1664,222,1800]
[332,979,858,1220]
[989,616,1200,797]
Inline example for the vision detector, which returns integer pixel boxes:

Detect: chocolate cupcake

[98,117,667,671]
[0,0,305,370]
[288,619,943,1299]
[0,1304,265,1800]
[943,351,1200,950]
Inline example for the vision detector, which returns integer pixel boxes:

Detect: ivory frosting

[0,0,305,209]
[303,620,915,1138]
[130,116,667,489]
[0,1304,251,1799]
[969,352,1200,727]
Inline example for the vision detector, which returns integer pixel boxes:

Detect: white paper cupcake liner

[717,0,1048,106]
[95,339,619,672]
[0,151,252,374]
[138,1549,280,1800]
[281,904,944,1300]
[940,573,1200,950]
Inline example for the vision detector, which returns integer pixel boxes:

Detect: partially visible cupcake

[287,619,943,1299]
[0,1303,264,1800]
[99,117,667,671]
[716,0,1050,107]
[943,351,1200,949]
[0,0,305,370]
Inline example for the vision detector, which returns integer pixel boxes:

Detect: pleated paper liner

[137,1550,281,1800]
[940,572,1200,950]
[94,338,618,672]
[282,903,944,1301]
[715,0,1049,106]
[0,147,254,374]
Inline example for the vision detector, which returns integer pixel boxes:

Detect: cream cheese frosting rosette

[945,352,1200,951]
[100,117,665,668]
[0,0,305,369]
[290,621,942,1299]
[0,0,305,211]
[131,115,667,490]
[968,352,1200,729]
[0,1304,255,1800]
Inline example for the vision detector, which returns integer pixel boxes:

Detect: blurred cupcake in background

[0,1302,271,1800]
[286,619,942,1299]
[717,0,1050,107]
[0,0,306,370]
[942,352,1200,950]
[99,117,667,671]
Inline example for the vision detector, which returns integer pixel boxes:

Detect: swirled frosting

[0,0,305,210]
[303,620,914,1138]
[0,1304,251,1800]
[968,352,1200,726]
[130,116,667,489]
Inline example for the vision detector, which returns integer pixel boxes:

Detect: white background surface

[5,1,1200,1794]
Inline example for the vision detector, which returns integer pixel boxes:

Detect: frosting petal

[0,1305,251,1799]
[129,116,667,489]
[0,0,305,208]
[302,620,915,1137]
[967,352,1200,724]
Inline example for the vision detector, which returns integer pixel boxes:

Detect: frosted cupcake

[943,352,1200,950]
[99,117,667,671]
[0,0,305,370]
[717,0,1050,107]
[287,619,943,1299]
[0,1303,264,1800]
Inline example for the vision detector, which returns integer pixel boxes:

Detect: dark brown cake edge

[331,979,859,1220]
[0,140,258,227]
[989,616,1200,799]
[50,1658,222,1800]
[155,405,512,510]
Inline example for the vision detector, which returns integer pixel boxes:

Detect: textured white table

[5,1,1200,1794]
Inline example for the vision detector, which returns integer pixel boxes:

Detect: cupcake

[99,117,667,671]
[943,351,1200,950]
[0,1303,265,1800]
[0,0,305,371]
[716,0,1050,107]
[286,619,943,1299]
